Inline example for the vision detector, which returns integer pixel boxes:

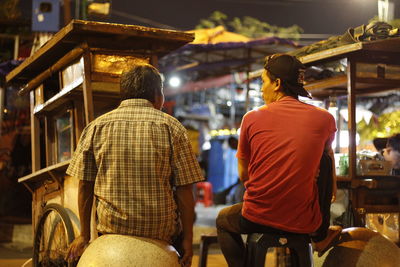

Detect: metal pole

[0,87,4,137]
[230,73,236,129]
[63,0,72,25]
[13,35,19,59]
[75,0,81,19]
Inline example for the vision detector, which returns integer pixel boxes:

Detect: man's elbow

[239,172,249,182]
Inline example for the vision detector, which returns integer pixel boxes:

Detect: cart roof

[6,20,194,84]
[298,37,400,65]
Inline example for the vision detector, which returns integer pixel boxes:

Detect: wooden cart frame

[6,20,193,266]
[298,37,400,243]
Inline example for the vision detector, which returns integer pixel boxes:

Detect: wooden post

[45,116,53,167]
[347,58,357,180]
[347,57,363,226]
[150,54,158,68]
[73,100,85,145]
[82,48,94,125]
[30,91,41,172]
[63,0,72,26]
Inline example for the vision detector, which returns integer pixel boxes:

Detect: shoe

[314,225,342,257]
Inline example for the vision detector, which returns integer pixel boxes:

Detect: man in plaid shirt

[66,63,204,266]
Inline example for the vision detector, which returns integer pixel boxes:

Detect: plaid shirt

[67,99,204,242]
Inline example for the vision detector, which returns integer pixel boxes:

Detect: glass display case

[55,110,73,163]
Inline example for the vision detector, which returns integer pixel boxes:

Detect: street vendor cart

[5,20,194,266]
[297,36,400,244]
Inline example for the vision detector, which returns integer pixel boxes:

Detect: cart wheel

[33,203,75,267]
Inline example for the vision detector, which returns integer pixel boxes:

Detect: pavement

[0,204,225,267]
[0,223,32,267]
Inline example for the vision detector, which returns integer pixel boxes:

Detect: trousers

[216,152,333,267]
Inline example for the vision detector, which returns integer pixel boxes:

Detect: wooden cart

[298,37,400,244]
[5,20,193,266]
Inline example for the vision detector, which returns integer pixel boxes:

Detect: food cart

[5,20,194,266]
[297,37,400,244]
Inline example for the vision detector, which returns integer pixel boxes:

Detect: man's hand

[331,180,337,203]
[65,235,89,262]
[179,238,193,267]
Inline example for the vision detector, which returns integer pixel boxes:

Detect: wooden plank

[82,49,94,124]
[354,85,400,96]
[6,20,194,84]
[18,160,70,184]
[30,91,41,172]
[18,47,85,96]
[73,100,85,144]
[73,20,194,42]
[356,77,400,86]
[299,42,363,65]
[362,36,400,53]
[354,50,400,65]
[304,75,347,91]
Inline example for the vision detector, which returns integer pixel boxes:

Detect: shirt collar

[119,99,154,108]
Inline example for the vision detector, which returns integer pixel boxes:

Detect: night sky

[108,0,400,35]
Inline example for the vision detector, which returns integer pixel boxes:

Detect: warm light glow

[169,76,181,87]
[331,130,360,148]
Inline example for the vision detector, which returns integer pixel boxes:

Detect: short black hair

[120,63,162,103]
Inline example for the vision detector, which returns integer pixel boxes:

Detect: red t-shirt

[237,96,336,233]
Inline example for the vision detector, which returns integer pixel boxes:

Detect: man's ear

[273,78,281,91]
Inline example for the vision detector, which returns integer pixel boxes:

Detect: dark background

[18,0,400,35]
[108,0,399,34]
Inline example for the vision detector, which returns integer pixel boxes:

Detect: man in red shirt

[216,54,342,267]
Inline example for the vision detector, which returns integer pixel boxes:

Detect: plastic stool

[196,182,213,207]
[198,234,219,267]
[245,232,313,267]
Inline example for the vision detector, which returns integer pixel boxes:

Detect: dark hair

[387,134,400,152]
[264,54,311,99]
[120,63,162,102]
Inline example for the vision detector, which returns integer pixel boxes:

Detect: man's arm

[238,157,249,182]
[325,143,337,203]
[175,184,195,267]
[66,180,95,261]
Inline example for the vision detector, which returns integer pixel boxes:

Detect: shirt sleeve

[66,123,97,181]
[171,131,204,186]
[326,113,337,147]
[236,115,250,160]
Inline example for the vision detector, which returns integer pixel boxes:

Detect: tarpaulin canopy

[188,26,250,44]
[160,26,299,95]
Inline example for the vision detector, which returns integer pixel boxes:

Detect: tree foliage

[358,110,400,145]
[196,11,303,40]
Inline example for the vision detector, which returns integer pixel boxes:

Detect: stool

[245,232,313,267]
[196,182,213,207]
[198,234,218,267]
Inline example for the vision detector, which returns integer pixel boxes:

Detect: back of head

[120,63,162,103]
[387,133,400,152]
[263,53,311,99]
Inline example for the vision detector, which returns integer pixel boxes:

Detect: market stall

[5,19,194,266]
[295,35,400,244]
